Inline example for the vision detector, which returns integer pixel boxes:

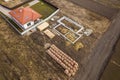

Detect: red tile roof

[9,7,42,25]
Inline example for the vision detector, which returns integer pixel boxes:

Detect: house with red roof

[9,7,42,29]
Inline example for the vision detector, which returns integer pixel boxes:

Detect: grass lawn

[30,0,57,19]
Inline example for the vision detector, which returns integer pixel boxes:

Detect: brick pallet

[46,44,79,77]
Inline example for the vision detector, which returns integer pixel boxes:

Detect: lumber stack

[46,44,79,77]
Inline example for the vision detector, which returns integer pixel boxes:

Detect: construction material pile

[46,44,79,77]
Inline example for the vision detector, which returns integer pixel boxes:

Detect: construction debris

[46,44,79,77]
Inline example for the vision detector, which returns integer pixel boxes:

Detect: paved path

[69,0,119,20]
[0,5,11,17]
[74,11,120,80]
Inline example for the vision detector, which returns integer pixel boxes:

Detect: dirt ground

[101,38,120,80]
[0,17,69,80]
[48,0,110,34]
[47,0,110,63]
[0,0,30,8]
[0,0,112,80]
[94,0,120,9]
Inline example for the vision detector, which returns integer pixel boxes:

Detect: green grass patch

[30,0,57,19]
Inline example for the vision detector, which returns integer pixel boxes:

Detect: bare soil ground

[0,17,68,80]
[94,0,120,9]
[48,0,110,34]
[68,0,119,20]
[47,0,110,63]
[0,0,30,8]
[0,0,112,80]
[101,38,120,80]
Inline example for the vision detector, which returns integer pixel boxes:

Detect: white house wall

[23,21,34,29]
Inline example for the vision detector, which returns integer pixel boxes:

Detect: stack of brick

[46,44,79,77]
